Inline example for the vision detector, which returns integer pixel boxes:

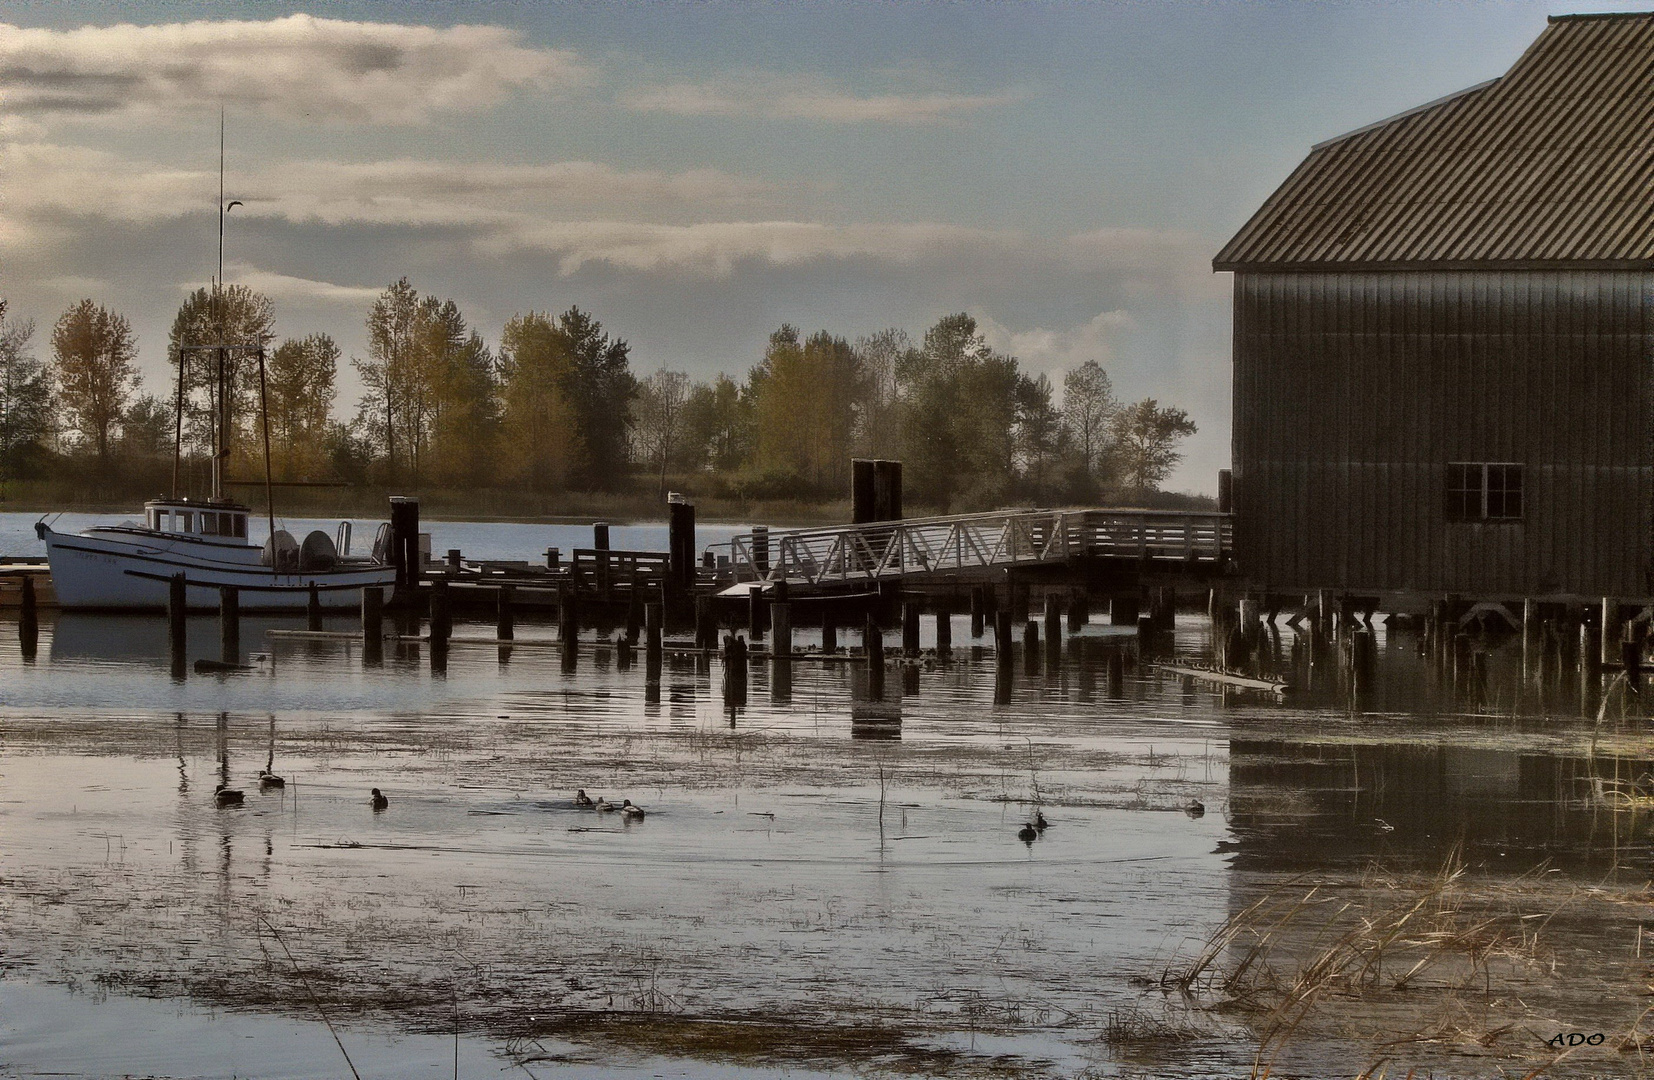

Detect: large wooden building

[1215,13,1654,605]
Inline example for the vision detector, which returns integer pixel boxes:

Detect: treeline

[0,286,1198,511]
[635,313,1196,509]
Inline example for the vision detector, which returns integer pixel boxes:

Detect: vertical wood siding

[1232,270,1653,598]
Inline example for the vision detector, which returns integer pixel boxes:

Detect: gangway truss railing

[705,508,1230,590]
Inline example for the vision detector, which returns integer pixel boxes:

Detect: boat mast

[212,108,229,504]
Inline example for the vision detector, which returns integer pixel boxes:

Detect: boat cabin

[143,499,251,543]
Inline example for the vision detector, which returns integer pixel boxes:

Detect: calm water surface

[0,565,1649,1077]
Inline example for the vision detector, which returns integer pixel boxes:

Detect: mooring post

[902,601,921,657]
[1111,592,1140,626]
[1521,599,1538,681]
[865,615,886,700]
[1602,598,1620,670]
[994,610,1013,675]
[935,601,952,657]
[626,585,643,646]
[593,521,610,551]
[1581,621,1601,678]
[361,586,384,665]
[1351,627,1375,695]
[1068,589,1086,634]
[691,594,711,650]
[219,586,240,666]
[306,581,322,632]
[645,602,663,683]
[1137,612,1156,657]
[389,496,420,598]
[772,580,792,658]
[821,609,838,654]
[446,548,461,573]
[970,587,985,638]
[168,572,187,676]
[1624,622,1642,692]
[1044,595,1062,651]
[748,584,765,641]
[667,494,696,591]
[430,578,451,646]
[19,573,37,642]
[497,584,515,642]
[1024,618,1040,675]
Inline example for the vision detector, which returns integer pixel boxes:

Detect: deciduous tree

[267,333,339,480]
[1113,398,1197,493]
[0,312,54,482]
[52,299,137,471]
[632,370,690,494]
[498,312,579,492]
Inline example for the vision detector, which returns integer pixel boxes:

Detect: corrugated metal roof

[1214,13,1654,271]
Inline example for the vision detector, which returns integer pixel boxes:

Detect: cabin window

[203,513,220,536]
[232,515,247,539]
[1446,463,1523,522]
[177,511,193,532]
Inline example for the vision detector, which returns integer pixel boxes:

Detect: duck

[574,789,595,808]
[595,797,617,813]
[1185,799,1205,819]
[1017,823,1038,844]
[258,770,285,789]
[371,788,389,812]
[1033,809,1050,831]
[214,784,244,808]
[621,799,646,820]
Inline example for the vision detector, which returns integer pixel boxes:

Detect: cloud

[222,266,382,306]
[621,74,1018,125]
[0,14,588,124]
[0,142,779,244]
[978,310,1138,382]
[487,219,1021,276]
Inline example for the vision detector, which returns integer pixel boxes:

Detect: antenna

[218,106,224,298]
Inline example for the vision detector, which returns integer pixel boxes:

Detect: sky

[0,0,1643,493]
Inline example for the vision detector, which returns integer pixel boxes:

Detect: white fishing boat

[38,502,394,611]
[39,117,398,611]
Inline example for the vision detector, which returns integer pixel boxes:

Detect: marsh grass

[1155,850,1654,1077]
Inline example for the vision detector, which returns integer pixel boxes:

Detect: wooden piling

[994,610,1013,667]
[362,586,383,665]
[1137,613,1156,655]
[1624,622,1642,692]
[772,599,792,658]
[168,572,187,676]
[865,615,885,700]
[902,601,921,657]
[389,496,420,594]
[20,574,37,642]
[1106,646,1125,697]
[692,595,713,650]
[1067,590,1087,634]
[1522,598,1537,680]
[627,587,643,646]
[306,582,322,632]
[821,610,838,654]
[1111,593,1140,626]
[970,587,985,638]
[496,584,515,642]
[1024,618,1040,675]
[645,602,663,682]
[446,548,462,572]
[219,586,240,665]
[430,578,451,646]
[748,585,765,640]
[1044,597,1062,652]
[667,495,696,590]
[592,521,610,550]
[935,603,952,657]
[1602,598,1620,669]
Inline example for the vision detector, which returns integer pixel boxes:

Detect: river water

[2,515,1651,1078]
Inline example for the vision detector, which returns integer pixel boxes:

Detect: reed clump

[1155,851,1653,1077]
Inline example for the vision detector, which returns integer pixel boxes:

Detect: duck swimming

[595,797,617,813]
[621,799,645,820]
[1033,809,1050,831]
[371,788,389,811]
[214,784,244,808]
[1017,823,1038,844]
[258,770,285,789]
[574,789,594,808]
[1185,800,1205,819]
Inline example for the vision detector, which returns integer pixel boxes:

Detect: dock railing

[706,508,1230,589]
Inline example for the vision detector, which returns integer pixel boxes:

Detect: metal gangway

[706,508,1230,593]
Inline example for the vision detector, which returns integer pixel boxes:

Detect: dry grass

[1156,851,1654,1078]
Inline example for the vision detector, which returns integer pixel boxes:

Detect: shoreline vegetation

[1,288,1209,527]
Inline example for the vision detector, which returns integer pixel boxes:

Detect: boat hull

[41,526,395,611]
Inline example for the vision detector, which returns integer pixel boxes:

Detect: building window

[1445,463,1523,522]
